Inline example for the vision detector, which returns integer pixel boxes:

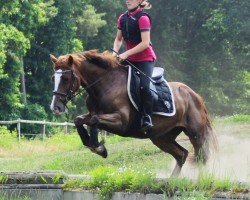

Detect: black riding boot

[140,87,154,133]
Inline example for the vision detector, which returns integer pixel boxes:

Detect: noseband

[52,70,78,104]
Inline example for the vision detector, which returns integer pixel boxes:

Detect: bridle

[52,69,78,105]
[52,68,112,106]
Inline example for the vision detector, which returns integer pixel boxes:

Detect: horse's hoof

[96,145,108,158]
[89,145,108,158]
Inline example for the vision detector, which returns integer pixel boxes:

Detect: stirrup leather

[141,115,153,132]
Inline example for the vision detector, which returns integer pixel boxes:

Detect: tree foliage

[0,0,107,121]
[150,0,249,114]
[0,0,249,122]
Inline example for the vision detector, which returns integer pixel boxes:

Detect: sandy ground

[156,124,250,182]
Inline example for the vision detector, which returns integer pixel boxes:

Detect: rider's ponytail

[139,0,152,9]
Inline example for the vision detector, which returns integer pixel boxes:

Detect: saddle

[127,66,176,116]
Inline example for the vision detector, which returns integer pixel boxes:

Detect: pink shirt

[117,7,157,62]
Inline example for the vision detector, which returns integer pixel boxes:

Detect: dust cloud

[156,126,250,183]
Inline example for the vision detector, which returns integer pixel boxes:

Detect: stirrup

[141,115,153,132]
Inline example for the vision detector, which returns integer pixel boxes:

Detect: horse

[50,50,217,177]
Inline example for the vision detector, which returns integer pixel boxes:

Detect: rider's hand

[119,52,129,60]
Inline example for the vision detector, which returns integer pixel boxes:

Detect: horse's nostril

[55,106,61,112]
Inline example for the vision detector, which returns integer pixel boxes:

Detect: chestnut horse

[50,50,217,176]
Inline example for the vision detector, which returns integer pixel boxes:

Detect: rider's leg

[132,61,154,132]
[140,86,154,131]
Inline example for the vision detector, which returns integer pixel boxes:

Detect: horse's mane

[72,50,121,70]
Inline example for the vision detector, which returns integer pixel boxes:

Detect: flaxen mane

[56,50,121,70]
[81,50,120,70]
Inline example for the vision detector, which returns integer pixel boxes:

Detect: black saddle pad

[127,66,176,116]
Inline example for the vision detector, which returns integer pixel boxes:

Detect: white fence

[0,119,75,142]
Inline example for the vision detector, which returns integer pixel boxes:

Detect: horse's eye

[51,75,55,81]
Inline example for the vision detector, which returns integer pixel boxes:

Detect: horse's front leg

[88,127,107,158]
[74,114,91,147]
[74,114,107,158]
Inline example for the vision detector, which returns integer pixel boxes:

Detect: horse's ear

[50,54,58,63]
[68,55,74,66]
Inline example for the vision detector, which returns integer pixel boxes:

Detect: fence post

[64,122,68,134]
[104,131,107,140]
[42,121,46,140]
[17,119,21,142]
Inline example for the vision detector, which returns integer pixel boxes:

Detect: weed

[38,175,47,184]
[213,178,233,191]
[64,166,158,199]
[197,171,214,191]
[164,177,195,196]
[0,175,8,184]
[52,173,63,184]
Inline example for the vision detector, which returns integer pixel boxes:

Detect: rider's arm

[113,29,123,55]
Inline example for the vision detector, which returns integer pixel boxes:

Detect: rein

[111,48,156,84]
[84,72,110,92]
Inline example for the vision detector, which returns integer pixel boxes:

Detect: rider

[113,0,156,133]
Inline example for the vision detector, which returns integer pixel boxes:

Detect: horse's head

[50,54,80,114]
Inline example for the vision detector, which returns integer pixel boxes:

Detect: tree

[0,0,56,119]
[0,24,30,119]
[86,0,124,51]
[1,0,249,120]
[23,0,107,120]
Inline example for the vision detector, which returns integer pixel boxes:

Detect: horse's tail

[186,88,218,164]
[201,105,218,163]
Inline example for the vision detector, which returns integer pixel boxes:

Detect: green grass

[0,116,249,174]
[63,167,249,200]
[1,116,249,174]
[0,116,249,199]
[214,114,250,123]
[64,166,163,199]
[213,114,250,137]
[0,131,169,174]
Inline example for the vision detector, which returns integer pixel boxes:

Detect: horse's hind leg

[150,131,188,177]
[186,131,209,164]
[184,118,209,164]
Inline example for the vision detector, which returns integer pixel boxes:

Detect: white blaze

[50,69,62,110]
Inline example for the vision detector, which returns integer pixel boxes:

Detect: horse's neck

[79,64,108,95]
[77,62,103,86]
[84,67,127,101]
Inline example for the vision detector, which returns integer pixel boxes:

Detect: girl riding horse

[113,0,156,134]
